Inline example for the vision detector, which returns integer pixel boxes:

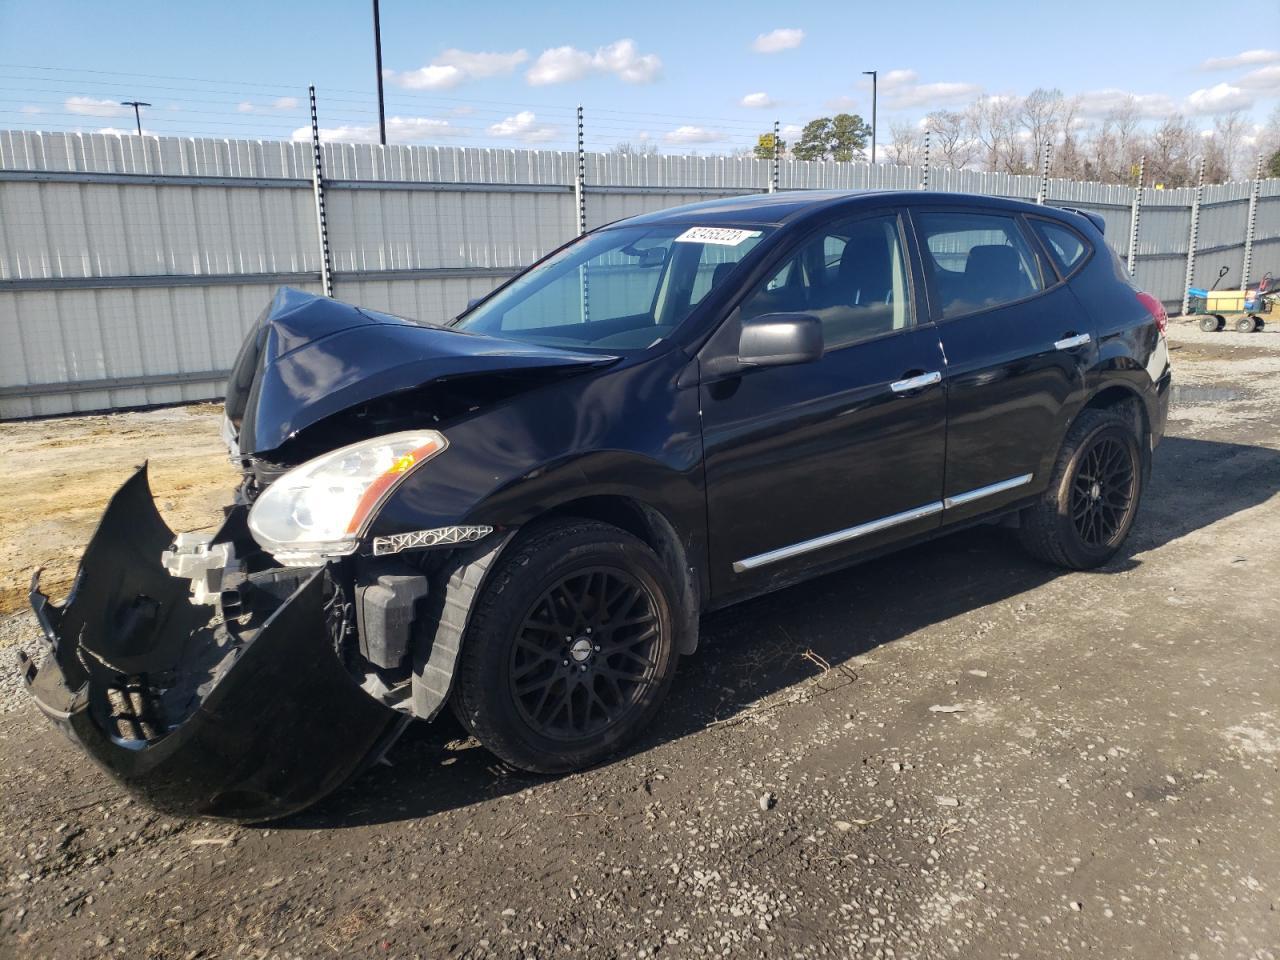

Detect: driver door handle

[890,370,942,394]
[1054,332,1091,350]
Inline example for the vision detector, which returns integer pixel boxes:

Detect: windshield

[454,224,773,351]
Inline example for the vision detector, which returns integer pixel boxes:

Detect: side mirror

[738,313,824,368]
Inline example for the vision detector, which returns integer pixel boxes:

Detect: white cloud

[740,92,775,108]
[272,96,299,110]
[1239,64,1280,92]
[663,125,724,145]
[386,48,528,90]
[875,69,980,109]
[96,126,153,136]
[389,64,465,90]
[781,123,803,138]
[825,95,860,112]
[292,116,462,144]
[487,110,558,142]
[237,101,255,113]
[527,39,660,85]
[1077,89,1178,118]
[1201,49,1280,71]
[752,28,804,53]
[20,105,42,114]
[65,96,128,117]
[437,48,529,78]
[1186,82,1253,114]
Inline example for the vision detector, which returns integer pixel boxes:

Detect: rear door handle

[890,371,942,394]
[1054,332,1091,350]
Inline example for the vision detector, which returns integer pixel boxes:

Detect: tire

[1199,315,1219,332]
[1215,315,1227,331]
[451,520,680,774]
[1018,408,1144,570]
[1236,315,1259,333]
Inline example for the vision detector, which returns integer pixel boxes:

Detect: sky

[2,0,1279,153]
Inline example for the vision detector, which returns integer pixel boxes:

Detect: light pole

[120,100,150,136]
[861,70,877,163]
[372,0,387,146]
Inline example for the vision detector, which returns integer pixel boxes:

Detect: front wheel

[1236,315,1259,333]
[1018,408,1143,570]
[451,520,680,774]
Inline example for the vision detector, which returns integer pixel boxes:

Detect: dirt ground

[1,321,1278,959]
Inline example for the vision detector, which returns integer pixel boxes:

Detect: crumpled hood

[228,287,617,456]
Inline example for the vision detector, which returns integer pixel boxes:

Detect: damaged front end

[19,288,604,820]
[21,465,408,822]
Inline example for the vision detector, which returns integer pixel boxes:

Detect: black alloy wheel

[1018,407,1144,570]
[451,520,680,774]
[1069,435,1137,550]
[510,567,662,742]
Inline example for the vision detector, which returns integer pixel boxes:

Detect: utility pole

[120,100,150,136]
[861,70,877,163]
[372,0,387,145]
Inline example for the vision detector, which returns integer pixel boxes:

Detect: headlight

[248,430,447,566]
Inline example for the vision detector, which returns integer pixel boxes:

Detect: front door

[909,208,1092,523]
[699,211,947,600]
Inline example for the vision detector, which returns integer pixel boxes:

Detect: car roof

[618,189,1084,229]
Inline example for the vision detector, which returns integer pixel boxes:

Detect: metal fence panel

[4,130,1280,417]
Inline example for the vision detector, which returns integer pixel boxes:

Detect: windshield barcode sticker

[674,227,762,246]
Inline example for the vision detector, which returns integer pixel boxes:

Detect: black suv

[25,191,1171,820]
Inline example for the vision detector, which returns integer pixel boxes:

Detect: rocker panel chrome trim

[942,473,1034,509]
[732,501,944,573]
[730,473,1035,574]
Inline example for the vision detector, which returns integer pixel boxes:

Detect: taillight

[1137,291,1168,336]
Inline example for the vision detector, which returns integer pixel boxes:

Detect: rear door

[909,208,1093,522]
[699,209,947,600]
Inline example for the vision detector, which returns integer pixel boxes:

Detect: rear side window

[1032,220,1090,276]
[914,212,1044,319]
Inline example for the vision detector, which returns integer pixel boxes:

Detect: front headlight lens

[247,430,447,565]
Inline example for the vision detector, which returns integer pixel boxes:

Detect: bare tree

[924,109,975,170]
[1147,115,1199,187]
[886,121,924,166]
[1019,88,1065,164]
[968,95,1024,173]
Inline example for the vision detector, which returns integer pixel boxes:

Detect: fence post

[574,105,587,236]
[1035,142,1052,204]
[769,119,780,194]
[919,129,930,190]
[1127,155,1145,278]
[1180,157,1207,317]
[575,105,590,323]
[1241,154,1263,291]
[308,85,334,298]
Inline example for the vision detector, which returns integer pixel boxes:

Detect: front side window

[456,224,770,352]
[739,214,912,349]
[914,212,1044,319]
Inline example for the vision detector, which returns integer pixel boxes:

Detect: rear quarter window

[1032,220,1091,276]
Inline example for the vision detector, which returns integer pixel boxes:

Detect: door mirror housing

[738,313,824,368]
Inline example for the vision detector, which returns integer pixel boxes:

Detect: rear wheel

[451,520,679,774]
[1236,315,1259,333]
[1018,408,1143,570]
[1199,315,1219,332]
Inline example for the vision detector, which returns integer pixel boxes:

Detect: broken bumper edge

[20,464,407,823]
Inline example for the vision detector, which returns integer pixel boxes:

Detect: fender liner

[409,531,516,720]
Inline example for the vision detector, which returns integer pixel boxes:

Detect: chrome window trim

[731,473,1034,573]
[942,472,1034,509]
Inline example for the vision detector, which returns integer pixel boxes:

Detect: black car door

[698,210,947,601]
[909,208,1093,523]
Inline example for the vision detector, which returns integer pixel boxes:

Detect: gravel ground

[0,321,1277,959]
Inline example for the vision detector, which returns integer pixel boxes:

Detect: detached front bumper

[20,466,405,822]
